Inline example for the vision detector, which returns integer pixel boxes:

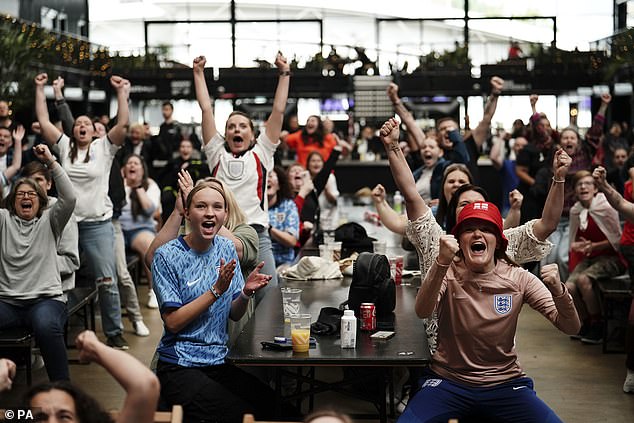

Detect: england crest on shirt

[494,294,512,315]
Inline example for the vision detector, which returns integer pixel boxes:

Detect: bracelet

[552,176,565,184]
[435,257,451,268]
[45,159,57,167]
[240,289,254,301]
[209,285,222,300]
[389,142,400,153]
[279,70,292,76]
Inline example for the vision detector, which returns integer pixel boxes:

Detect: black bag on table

[342,252,395,318]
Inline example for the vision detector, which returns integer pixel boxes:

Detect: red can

[360,303,376,331]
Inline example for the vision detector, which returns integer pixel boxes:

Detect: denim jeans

[112,219,143,322]
[78,220,123,337]
[0,299,69,381]
[255,231,278,306]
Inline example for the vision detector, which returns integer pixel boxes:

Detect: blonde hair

[196,177,247,231]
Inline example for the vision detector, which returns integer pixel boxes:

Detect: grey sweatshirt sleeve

[55,99,75,137]
[49,163,77,238]
[56,214,80,278]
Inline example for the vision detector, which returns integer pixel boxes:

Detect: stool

[0,327,33,385]
[596,274,632,353]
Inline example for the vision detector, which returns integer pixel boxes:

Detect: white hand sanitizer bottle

[341,309,357,349]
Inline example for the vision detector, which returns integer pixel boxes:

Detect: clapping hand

[244,261,271,296]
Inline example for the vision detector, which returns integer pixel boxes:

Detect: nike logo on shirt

[512,386,527,390]
[186,277,203,287]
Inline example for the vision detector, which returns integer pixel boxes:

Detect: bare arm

[488,135,505,170]
[515,165,535,186]
[372,184,407,235]
[502,190,522,229]
[75,331,159,423]
[160,259,237,333]
[107,76,131,146]
[594,166,634,221]
[471,77,504,148]
[34,73,63,144]
[52,76,74,137]
[269,226,298,248]
[379,118,427,220]
[3,125,23,180]
[264,53,291,143]
[144,171,191,268]
[387,82,425,151]
[532,149,571,241]
[193,56,218,144]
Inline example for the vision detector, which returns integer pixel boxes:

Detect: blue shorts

[397,369,563,423]
[123,228,155,250]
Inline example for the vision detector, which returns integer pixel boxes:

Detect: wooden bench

[596,274,633,353]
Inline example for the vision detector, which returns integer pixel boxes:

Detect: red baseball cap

[452,202,508,251]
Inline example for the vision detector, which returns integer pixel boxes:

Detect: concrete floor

[2,285,634,422]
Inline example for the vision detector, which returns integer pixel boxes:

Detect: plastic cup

[281,288,302,321]
[290,314,311,353]
[373,240,387,256]
[319,245,332,262]
[389,255,404,285]
[327,241,342,261]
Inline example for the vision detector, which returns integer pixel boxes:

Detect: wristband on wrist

[45,158,57,167]
[435,257,451,268]
[552,176,565,184]
[210,285,222,300]
[279,70,292,76]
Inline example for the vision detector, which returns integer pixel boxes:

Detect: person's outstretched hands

[386,82,400,104]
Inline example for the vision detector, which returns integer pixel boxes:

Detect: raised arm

[52,76,74,137]
[144,170,191,267]
[75,331,159,423]
[387,82,425,151]
[471,77,503,148]
[264,52,291,143]
[532,149,571,241]
[503,190,523,229]
[379,118,427,220]
[3,125,23,181]
[372,184,407,235]
[230,262,270,321]
[594,166,634,221]
[107,76,131,146]
[33,144,76,237]
[34,73,63,144]
[193,56,218,144]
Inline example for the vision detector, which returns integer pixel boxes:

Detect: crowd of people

[0,48,633,422]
